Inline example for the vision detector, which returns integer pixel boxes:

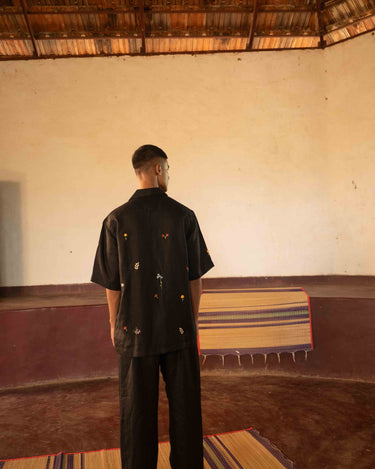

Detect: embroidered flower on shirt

[179,327,184,335]
[124,233,128,240]
[134,328,141,335]
[154,293,159,300]
[161,233,169,239]
[134,262,140,270]
[180,295,185,302]
[123,326,127,331]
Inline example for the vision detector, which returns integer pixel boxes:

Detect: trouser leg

[118,353,159,469]
[160,346,203,469]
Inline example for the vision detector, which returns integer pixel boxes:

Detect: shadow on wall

[0,181,23,287]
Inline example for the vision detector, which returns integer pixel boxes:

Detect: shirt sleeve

[90,218,121,291]
[186,211,214,281]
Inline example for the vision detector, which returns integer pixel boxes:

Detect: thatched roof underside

[0,0,374,60]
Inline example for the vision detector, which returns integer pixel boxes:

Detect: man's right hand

[189,277,202,326]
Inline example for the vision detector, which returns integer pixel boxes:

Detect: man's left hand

[110,326,115,348]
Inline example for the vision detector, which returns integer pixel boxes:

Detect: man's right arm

[106,288,121,347]
[189,277,202,332]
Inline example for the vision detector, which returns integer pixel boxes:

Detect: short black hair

[132,144,168,171]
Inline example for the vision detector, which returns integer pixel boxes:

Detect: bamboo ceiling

[0,0,374,60]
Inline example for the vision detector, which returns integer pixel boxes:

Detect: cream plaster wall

[0,32,374,286]
[324,33,375,275]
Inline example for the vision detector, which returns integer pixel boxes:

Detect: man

[90,144,214,469]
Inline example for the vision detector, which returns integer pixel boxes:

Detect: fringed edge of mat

[247,429,297,469]
[200,347,313,366]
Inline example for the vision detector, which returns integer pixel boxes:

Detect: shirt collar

[129,187,167,200]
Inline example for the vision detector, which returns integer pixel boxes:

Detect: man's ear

[155,163,162,175]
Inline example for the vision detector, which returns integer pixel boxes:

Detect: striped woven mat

[0,427,295,468]
[198,287,313,361]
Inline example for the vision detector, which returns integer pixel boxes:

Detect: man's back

[91,186,214,357]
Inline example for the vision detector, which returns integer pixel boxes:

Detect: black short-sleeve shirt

[91,187,214,356]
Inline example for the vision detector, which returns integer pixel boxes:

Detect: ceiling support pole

[316,0,327,48]
[138,0,146,54]
[246,0,259,50]
[20,0,39,57]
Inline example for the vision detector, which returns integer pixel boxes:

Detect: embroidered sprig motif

[180,295,185,302]
[134,262,140,270]
[156,273,163,288]
[161,233,169,239]
[154,293,159,300]
[134,328,141,335]
[124,233,128,240]
[179,327,184,335]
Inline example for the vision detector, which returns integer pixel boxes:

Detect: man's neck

[138,181,159,189]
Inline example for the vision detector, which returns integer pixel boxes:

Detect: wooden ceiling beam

[19,0,39,57]
[246,0,259,50]
[0,46,322,62]
[0,6,317,16]
[0,32,319,41]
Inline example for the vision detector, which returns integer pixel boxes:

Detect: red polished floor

[0,372,374,468]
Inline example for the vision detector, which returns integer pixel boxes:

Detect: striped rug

[0,427,295,468]
[198,287,313,362]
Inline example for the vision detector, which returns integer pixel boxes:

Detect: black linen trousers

[118,345,203,469]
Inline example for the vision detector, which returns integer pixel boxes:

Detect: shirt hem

[116,339,197,357]
[90,277,121,291]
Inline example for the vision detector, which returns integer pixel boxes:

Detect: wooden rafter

[323,0,352,8]
[325,11,375,34]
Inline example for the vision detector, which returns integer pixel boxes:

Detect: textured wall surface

[0,33,374,286]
